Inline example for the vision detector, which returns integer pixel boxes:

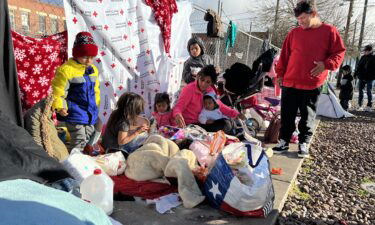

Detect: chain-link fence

[190,5,280,71]
[8,0,65,38]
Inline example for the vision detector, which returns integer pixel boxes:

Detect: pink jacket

[172,81,239,125]
[152,111,176,127]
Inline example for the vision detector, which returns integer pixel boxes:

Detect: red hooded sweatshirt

[276,23,346,90]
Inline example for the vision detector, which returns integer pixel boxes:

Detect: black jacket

[354,53,375,81]
[339,73,354,100]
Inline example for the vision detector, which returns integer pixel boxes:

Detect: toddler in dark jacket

[339,65,354,111]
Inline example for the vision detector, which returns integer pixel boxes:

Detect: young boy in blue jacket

[52,32,100,151]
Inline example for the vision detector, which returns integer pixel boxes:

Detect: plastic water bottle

[80,169,114,215]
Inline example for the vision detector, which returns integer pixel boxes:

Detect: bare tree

[254,0,348,48]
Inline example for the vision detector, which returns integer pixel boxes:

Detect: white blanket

[64,0,192,120]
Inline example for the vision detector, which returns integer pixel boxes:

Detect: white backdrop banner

[63,0,191,122]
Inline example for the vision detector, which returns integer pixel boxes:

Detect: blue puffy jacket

[52,59,100,125]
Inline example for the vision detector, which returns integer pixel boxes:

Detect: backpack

[264,112,281,143]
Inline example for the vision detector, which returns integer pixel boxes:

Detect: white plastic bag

[93,151,126,176]
[61,149,101,184]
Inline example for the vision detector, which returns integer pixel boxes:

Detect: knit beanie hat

[72,32,98,58]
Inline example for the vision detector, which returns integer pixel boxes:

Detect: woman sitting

[173,65,244,134]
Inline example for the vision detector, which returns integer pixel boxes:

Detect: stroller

[218,48,278,136]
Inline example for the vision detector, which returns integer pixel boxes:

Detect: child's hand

[175,114,186,128]
[58,109,69,117]
[137,124,149,133]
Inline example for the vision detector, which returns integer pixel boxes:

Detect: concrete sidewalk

[111,120,320,225]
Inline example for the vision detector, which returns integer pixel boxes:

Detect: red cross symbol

[140,28,145,33]
[127,58,132,63]
[131,45,135,49]
[123,35,128,40]
[100,51,106,56]
[114,93,117,97]
[91,25,96,30]
[93,11,98,17]
[127,21,132,26]
[118,85,123,90]
[105,81,110,87]
[120,9,124,15]
[146,49,151,55]
[104,25,109,30]
[103,111,107,116]
[111,63,116,68]
[150,70,155,75]
[96,58,101,63]
[72,17,78,24]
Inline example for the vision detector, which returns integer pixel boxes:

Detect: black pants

[279,87,321,144]
[340,99,349,111]
[198,118,234,134]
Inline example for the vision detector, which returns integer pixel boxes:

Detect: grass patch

[357,189,369,197]
[302,166,312,174]
[361,177,374,184]
[356,177,374,197]
[290,183,311,201]
[301,158,314,174]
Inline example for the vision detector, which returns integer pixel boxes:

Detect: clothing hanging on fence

[0,0,23,127]
[145,0,178,54]
[204,9,224,38]
[12,31,68,111]
[225,21,237,53]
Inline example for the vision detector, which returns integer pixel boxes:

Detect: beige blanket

[125,135,205,208]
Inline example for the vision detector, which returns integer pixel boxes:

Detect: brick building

[8,0,66,37]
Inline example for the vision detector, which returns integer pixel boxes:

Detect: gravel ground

[277,109,375,225]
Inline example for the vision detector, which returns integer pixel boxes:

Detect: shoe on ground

[297,142,309,158]
[357,106,364,111]
[364,106,372,112]
[272,139,289,154]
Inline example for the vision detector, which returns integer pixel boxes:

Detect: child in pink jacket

[173,65,241,133]
[152,92,176,127]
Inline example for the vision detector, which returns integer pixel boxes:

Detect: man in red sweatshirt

[273,0,346,158]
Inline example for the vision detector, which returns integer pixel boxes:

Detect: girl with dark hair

[173,65,242,133]
[101,92,149,153]
[152,92,175,127]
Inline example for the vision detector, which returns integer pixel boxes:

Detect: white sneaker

[297,143,309,158]
[272,139,289,154]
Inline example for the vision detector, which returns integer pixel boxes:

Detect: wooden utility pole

[358,0,369,51]
[351,19,358,50]
[344,0,355,45]
[272,0,281,41]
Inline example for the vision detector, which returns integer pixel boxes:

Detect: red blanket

[111,175,178,200]
[145,0,178,54]
[12,31,68,111]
